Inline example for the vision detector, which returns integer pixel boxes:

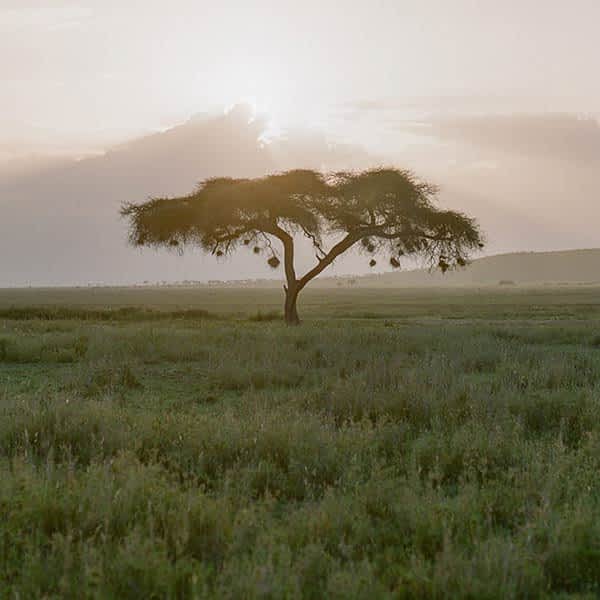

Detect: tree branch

[260,231,277,255]
[362,225,458,244]
[262,222,298,287]
[213,226,253,245]
[296,224,460,289]
[298,232,361,289]
[300,224,326,260]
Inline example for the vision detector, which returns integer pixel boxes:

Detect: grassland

[2,285,600,598]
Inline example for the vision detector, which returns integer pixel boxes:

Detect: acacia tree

[121,168,483,324]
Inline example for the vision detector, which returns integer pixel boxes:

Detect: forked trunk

[284,285,300,325]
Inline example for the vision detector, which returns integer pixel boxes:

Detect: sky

[3,0,600,157]
[2,0,600,285]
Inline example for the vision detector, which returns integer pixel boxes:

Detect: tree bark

[264,222,361,325]
[284,284,300,325]
[265,222,302,325]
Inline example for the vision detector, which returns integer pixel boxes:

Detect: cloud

[3,104,599,287]
[399,113,600,163]
[0,105,377,286]
[341,95,545,117]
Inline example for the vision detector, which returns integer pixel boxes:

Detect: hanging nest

[369,259,377,267]
[267,256,280,269]
[390,257,401,268]
[361,238,376,253]
[438,258,449,273]
[456,257,466,267]
[253,246,261,254]
[216,250,224,257]
[168,239,179,247]
[243,239,251,245]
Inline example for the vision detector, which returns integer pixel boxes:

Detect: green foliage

[3,292,600,596]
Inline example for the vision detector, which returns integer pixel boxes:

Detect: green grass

[2,286,600,597]
[3,283,600,321]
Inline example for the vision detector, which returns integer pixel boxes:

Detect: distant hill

[358,248,600,286]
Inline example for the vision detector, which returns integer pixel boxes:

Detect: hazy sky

[3,0,600,156]
[3,0,600,285]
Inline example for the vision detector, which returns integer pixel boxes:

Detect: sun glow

[195,54,326,139]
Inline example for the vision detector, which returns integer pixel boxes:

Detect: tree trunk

[284,285,300,325]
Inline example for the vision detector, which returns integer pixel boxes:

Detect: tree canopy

[122,168,484,323]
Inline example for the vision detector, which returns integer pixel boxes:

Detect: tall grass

[2,312,600,597]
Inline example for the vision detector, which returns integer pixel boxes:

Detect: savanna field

[3,285,600,599]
